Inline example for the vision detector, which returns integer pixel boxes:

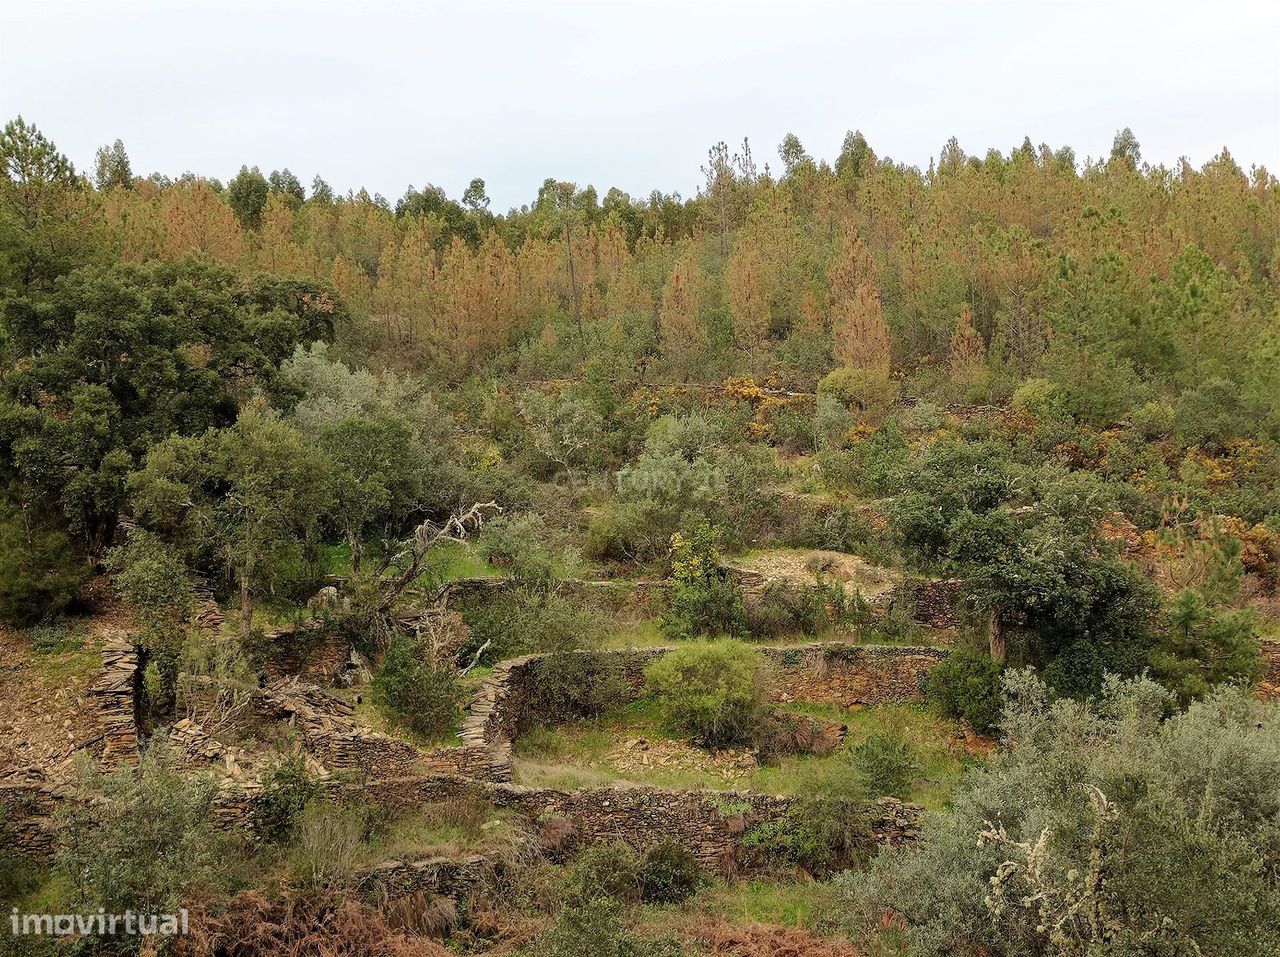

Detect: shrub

[462,586,605,663]
[104,529,192,625]
[747,580,870,638]
[0,507,88,627]
[56,745,241,921]
[644,640,771,748]
[251,757,318,843]
[531,896,683,957]
[529,648,627,719]
[479,512,568,584]
[638,839,703,904]
[819,366,899,420]
[660,523,746,639]
[371,637,463,741]
[743,766,871,875]
[1011,376,1069,420]
[924,648,1003,733]
[834,675,1280,957]
[566,841,640,905]
[850,731,917,797]
[1131,399,1176,440]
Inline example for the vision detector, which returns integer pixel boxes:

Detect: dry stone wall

[88,636,140,770]
[462,642,948,782]
[0,770,70,859]
[206,773,922,881]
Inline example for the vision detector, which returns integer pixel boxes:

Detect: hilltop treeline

[4,121,1277,412]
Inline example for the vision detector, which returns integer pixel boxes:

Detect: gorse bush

[645,640,771,748]
[660,523,746,639]
[835,673,1280,957]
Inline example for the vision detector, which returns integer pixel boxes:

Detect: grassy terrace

[511,697,976,810]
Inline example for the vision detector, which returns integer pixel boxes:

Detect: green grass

[24,621,99,683]
[321,539,504,584]
[510,697,975,809]
[687,877,837,927]
[603,617,669,648]
[362,799,518,861]
[417,539,504,585]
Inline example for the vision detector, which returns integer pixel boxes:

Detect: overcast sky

[2,0,1277,211]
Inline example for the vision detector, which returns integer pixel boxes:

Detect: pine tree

[833,282,891,373]
[948,304,986,373]
[659,245,708,360]
[725,238,770,347]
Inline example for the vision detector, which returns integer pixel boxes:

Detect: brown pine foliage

[659,244,708,357]
[827,225,875,310]
[948,303,986,373]
[833,281,891,372]
[725,238,770,347]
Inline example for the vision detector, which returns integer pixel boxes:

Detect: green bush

[645,640,771,748]
[462,586,605,662]
[371,636,463,741]
[660,523,746,639]
[819,366,899,419]
[1011,377,1070,420]
[530,896,683,957]
[479,511,569,584]
[104,529,192,625]
[747,580,871,639]
[834,675,1280,957]
[529,647,628,719]
[251,756,318,843]
[743,767,871,875]
[850,731,917,797]
[56,745,242,922]
[924,648,1003,733]
[0,508,89,627]
[567,841,640,905]
[638,839,702,904]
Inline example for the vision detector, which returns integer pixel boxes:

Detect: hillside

[1,118,1279,955]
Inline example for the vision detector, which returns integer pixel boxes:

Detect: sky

[2,0,1278,212]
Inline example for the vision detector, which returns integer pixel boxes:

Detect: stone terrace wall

[461,643,948,782]
[209,773,922,879]
[88,635,140,770]
[769,643,950,706]
[0,771,72,859]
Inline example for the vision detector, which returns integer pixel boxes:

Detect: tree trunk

[988,607,1007,664]
[348,526,362,574]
